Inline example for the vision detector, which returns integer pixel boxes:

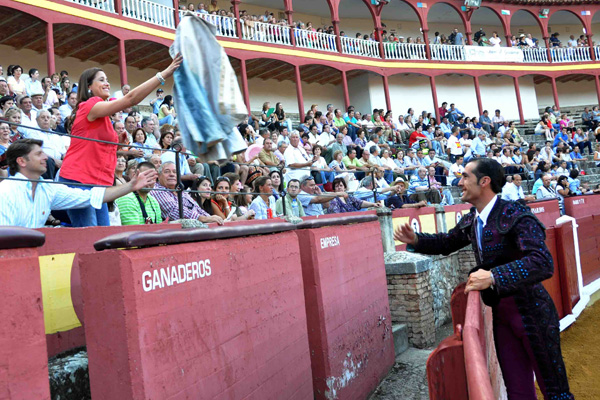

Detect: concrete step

[392,323,409,357]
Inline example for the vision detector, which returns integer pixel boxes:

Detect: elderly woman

[0,122,10,178]
[327,177,380,214]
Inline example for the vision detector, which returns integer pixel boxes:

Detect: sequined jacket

[411,198,573,398]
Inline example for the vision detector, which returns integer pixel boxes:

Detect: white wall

[247,76,344,114]
[535,80,599,110]
[347,73,372,114]
[518,76,541,120]
[479,75,519,120]
[386,74,434,116]
[435,75,479,118]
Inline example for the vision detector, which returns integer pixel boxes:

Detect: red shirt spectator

[409,129,428,147]
[60,96,116,185]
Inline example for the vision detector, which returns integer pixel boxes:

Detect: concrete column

[473,76,483,117]
[118,39,127,87]
[239,59,250,114]
[294,65,305,121]
[376,207,395,254]
[46,23,55,76]
[550,77,560,108]
[513,77,525,124]
[382,75,392,111]
[341,70,350,110]
[231,0,242,39]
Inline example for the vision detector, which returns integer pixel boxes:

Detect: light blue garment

[471,137,487,156]
[0,172,105,228]
[568,177,581,195]
[298,191,323,216]
[408,175,429,195]
[171,12,248,162]
[249,196,276,220]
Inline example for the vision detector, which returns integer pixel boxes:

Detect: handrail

[384,42,427,60]
[294,28,338,53]
[64,0,116,13]
[198,13,237,38]
[462,291,495,400]
[241,20,292,46]
[341,36,380,58]
[550,46,592,63]
[430,44,466,61]
[122,0,175,29]
[522,47,549,63]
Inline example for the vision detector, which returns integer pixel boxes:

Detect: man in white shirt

[0,139,156,228]
[536,174,558,200]
[492,109,505,131]
[364,134,382,155]
[28,110,65,170]
[449,155,465,186]
[113,84,130,99]
[317,125,336,148]
[538,143,556,163]
[459,131,472,161]
[525,34,535,47]
[567,35,577,48]
[284,131,317,182]
[447,127,462,163]
[395,115,411,142]
[59,91,77,122]
[501,174,535,202]
[498,121,510,135]
[160,138,200,187]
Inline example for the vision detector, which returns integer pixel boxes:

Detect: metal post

[371,168,377,203]
[281,191,287,216]
[174,149,184,220]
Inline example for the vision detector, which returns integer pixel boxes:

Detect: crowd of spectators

[1,58,600,228]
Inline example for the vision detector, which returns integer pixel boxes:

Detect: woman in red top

[59,54,182,227]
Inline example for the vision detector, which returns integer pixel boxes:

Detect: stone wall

[385,249,476,349]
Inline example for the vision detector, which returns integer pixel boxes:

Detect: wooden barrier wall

[36,224,181,357]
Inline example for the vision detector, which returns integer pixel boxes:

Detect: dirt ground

[537,299,600,400]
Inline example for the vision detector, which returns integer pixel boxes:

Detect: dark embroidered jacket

[411,198,573,399]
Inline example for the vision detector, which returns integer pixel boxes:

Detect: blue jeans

[58,176,109,227]
[319,170,335,184]
[159,114,174,126]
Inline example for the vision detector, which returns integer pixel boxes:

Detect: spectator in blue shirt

[407,166,442,204]
[571,128,592,155]
[552,128,569,149]
[480,110,492,134]
[471,131,487,157]
[149,88,164,115]
[567,169,582,195]
[297,175,347,216]
[439,117,453,139]
[447,103,464,123]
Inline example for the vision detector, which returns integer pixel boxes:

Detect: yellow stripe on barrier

[39,253,81,334]
[446,211,458,231]
[418,214,436,234]
[392,217,410,246]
